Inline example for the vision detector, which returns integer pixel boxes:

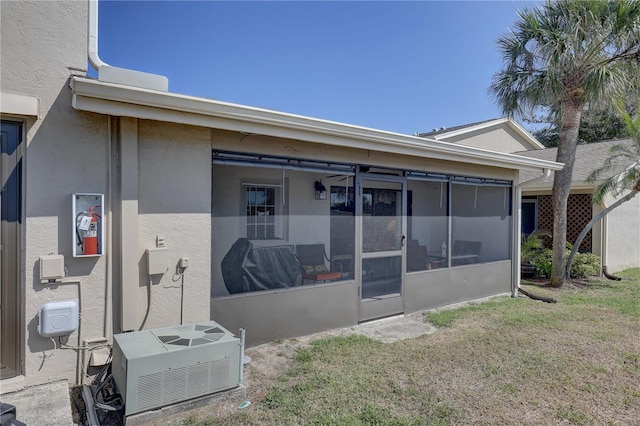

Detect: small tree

[565,108,640,278]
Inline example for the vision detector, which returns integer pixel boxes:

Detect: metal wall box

[39,255,64,283]
[146,247,169,275]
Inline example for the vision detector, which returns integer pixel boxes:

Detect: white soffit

[70,77,562,172]
[1,92,39,117]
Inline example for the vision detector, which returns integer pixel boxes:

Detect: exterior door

[521,198,538,236]
[358,176,405,321]
[1,120,22,379]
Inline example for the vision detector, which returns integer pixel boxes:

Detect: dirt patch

[243,339,301,402]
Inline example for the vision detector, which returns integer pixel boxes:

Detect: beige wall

[1,0,110,386]
[137,121,212,327]
[442,126,534,153]
[604,193,640,273]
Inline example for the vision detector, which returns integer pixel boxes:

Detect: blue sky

[97,1,539,135]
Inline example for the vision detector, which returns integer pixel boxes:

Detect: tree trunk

[565,189,638,280]
[550,101,582,288]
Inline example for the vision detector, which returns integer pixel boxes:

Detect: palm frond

[489,0,640,121]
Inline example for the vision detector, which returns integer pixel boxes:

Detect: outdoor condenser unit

[112,321,242,416]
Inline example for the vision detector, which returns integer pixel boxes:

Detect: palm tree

[490,0,640,287]
[565,108,640,278]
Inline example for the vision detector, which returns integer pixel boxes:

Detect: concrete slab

[289,293,510,344]
[0,379,72,426]
[321,311,438,343]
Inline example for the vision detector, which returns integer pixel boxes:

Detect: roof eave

[69,77,563,172]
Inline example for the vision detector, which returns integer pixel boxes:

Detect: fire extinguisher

[76,207,101,255]
[83,215,99,255]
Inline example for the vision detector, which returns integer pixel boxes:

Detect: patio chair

[295,244,343,283]
[407,239,447,271]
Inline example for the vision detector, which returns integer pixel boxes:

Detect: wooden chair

[295,244,343,283]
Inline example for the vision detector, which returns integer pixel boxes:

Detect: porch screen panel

[406,179,448,272]
[451,182,512,266]
[212,162,355,297]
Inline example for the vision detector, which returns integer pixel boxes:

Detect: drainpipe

[512,168,551,297]
[87,0,169,91]
[88,0,108,70]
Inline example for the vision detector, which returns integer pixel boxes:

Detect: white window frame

[243,181,285,240]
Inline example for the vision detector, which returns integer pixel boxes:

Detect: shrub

[521,230,550,264]
[571,252,600,278]
[530,248,553,278]
[529,246,600,279]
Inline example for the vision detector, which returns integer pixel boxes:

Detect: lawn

[194,269,640,425]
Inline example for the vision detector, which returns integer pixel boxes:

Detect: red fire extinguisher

[76,206,101,255]
[83,215,99,255]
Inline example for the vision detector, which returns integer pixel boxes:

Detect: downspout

[87,0,168,91]
[512,168,551,297]
[88,0,108,70]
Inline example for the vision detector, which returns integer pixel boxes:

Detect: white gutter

[512,168,553,296]
[87,0,168,91]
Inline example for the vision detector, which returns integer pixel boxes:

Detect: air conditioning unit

[112,321,243,416]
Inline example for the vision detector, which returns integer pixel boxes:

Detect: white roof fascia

[433,117,545,150]
[431,118,509,140]
[70,77,562,173]
[507,119,545,150]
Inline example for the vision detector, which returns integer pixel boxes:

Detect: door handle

[401,235,406,246]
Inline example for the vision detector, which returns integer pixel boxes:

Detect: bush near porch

[530,244,600,279]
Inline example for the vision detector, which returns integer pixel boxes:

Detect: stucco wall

[442,126,534,153]
[604,193,640,273]
[137,121,212,327]
[1,0,110,386]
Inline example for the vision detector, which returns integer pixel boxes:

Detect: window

[246,185,278,239]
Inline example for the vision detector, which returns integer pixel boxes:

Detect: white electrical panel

[38,300,79,337]
[73,193,104,257]
[146,248,169,275]
[39,255,65,283]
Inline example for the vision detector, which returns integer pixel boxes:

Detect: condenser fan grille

[154,324,226,347]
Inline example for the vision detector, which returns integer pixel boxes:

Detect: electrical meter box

[39,254,65,283]
[73,193,104,257]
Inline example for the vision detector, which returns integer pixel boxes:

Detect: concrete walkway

[0,379,72,425]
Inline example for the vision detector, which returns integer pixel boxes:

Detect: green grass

[196,271,640,425]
